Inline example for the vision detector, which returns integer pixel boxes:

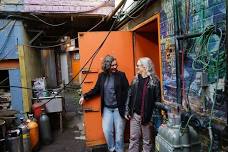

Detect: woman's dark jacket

[125,75,161,124]
[83,71,129,118]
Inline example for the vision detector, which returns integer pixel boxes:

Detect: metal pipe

[173,0,181,104]
[226,0,228,124]
[105,0,126,22]
[176,32,203,40]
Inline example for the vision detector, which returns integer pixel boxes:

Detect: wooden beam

[18,45,30,112]
[0,59,19,69]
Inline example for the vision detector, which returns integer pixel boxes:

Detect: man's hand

[79,96,85,105]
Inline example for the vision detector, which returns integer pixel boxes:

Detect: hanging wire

[30,14,66,27]
[0,78,9,85]
[23,16,106,49]
[0,45,17,61]
[0,20,16,55]
[40,0,127,105]
[1,0,135,107]
[0,20,13,31]
[125,0,150,19]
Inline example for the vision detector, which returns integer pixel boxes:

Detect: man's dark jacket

[84,71,129,118]
[125,76,161,124]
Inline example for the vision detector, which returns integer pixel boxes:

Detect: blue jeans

[102,107,126,152]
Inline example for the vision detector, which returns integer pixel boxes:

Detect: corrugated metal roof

[0,0,114,16]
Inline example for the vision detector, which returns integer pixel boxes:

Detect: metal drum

[0,119,6,151]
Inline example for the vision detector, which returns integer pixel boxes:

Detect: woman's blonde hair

[138,57,158,80]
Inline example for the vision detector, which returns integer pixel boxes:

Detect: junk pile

[32,77,48,98]
[0,93,11,110]
[0,109,52,152]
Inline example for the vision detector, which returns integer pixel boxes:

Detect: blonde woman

[125,57,161,152]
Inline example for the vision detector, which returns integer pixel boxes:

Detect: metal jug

[39,109,52,145]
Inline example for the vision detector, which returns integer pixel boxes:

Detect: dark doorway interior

[0,70,10,92]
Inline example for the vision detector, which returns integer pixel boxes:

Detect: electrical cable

[30,14,66,27]
[35,0,127,106]
[0,2,108,49]
[0,20,13,31]
[208,30,222,152]
[0,21,16,55]
[191,25,223,72]
[0,85,79,92]
[0,45,17,61]
[0,85,34,91]
[0,78,9,85]
[7,0,136,49]
[124,0,150,19]
[181,114,194,130]
[0,6,115,90]
[182,24,225,152]
[22,16,106,49]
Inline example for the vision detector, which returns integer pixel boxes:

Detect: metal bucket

[0,119,6,151]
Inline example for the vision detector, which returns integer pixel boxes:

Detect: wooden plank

[0,59,19,69]
[18,45,30,112]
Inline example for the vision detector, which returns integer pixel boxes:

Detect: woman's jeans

[102,107,126,152]
[128,113,152,152]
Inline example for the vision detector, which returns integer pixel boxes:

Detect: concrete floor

[38,88,128,152]
[38,89,87,152]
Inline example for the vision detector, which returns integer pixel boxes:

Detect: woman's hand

[79,96,85,105]
[124,114,131,120]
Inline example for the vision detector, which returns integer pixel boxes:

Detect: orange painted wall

[71,52,80,84]
[134,31,160,77]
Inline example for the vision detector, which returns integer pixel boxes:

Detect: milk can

[39,109,52,145]
[18,118,31,152]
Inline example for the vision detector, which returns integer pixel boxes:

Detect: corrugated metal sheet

[9,69,24,112]
[0,0,114,15]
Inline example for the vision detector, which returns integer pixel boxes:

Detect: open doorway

[132,15,161,80]
[0,70,9,91]
[0,70,11,109]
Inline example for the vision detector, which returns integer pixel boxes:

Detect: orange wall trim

[131,13,164,101]
[0,59,19,69]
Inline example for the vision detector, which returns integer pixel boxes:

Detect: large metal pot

[0,119,6,151]
[7,129,23,152]
[0,119,6,138]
